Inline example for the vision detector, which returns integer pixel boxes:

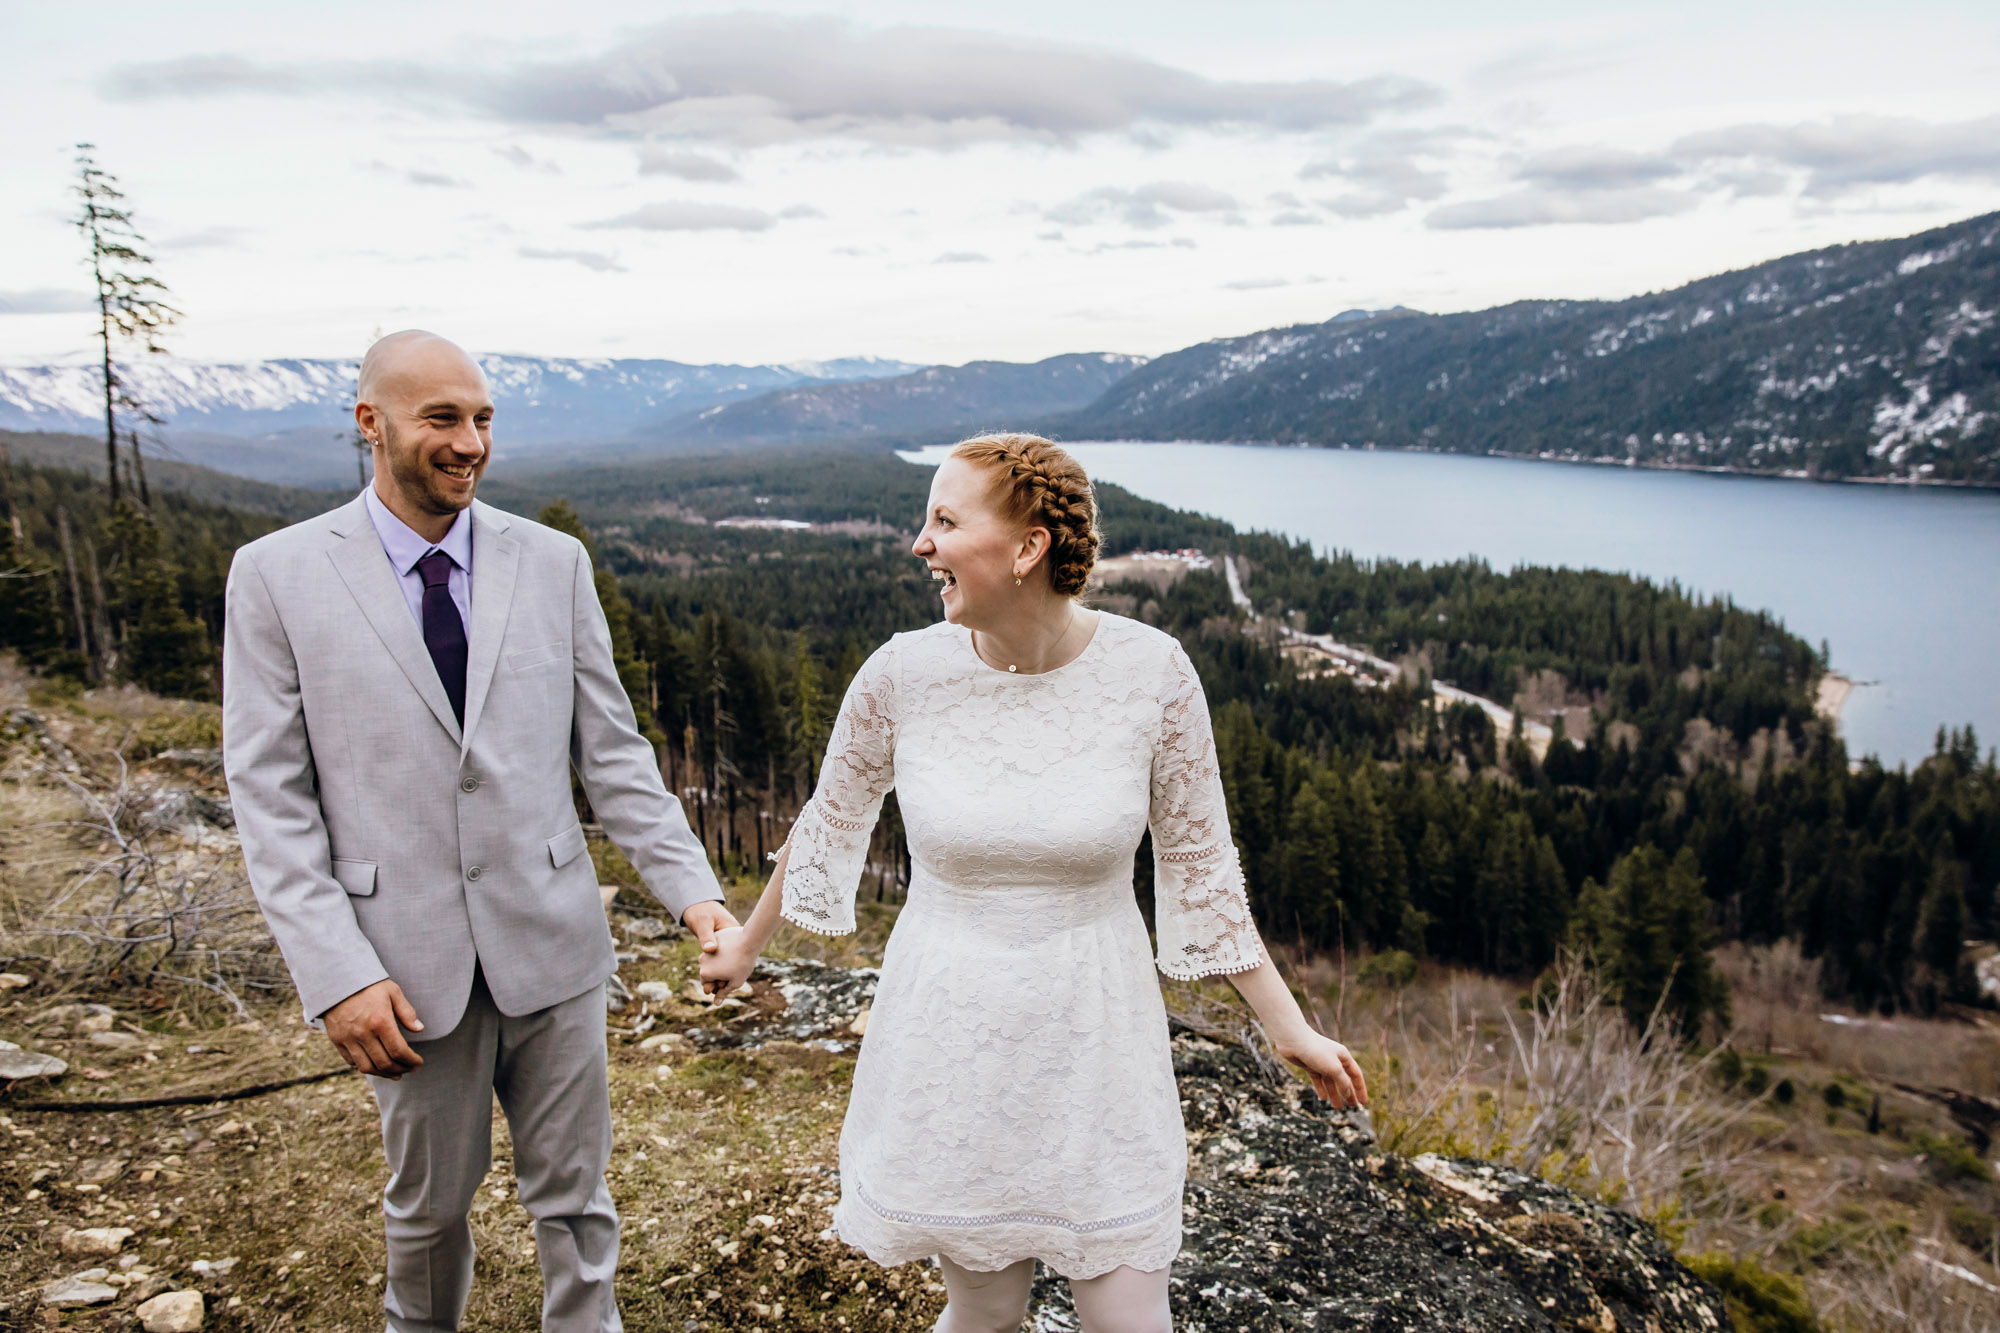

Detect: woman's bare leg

[1069,1264,1173,1333]
[935,1255,1036,1333]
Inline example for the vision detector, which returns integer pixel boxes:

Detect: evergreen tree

[111,506,214,700]
[1914,842,1969,1011]
[538,499,657,740]
[1599,845,1731,1039]
[73,144,181,507]
[0,522,75,672]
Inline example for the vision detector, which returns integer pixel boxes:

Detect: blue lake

[902,443,2000,768]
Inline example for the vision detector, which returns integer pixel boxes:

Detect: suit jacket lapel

[326,497,463,745]
[459,503,519,756]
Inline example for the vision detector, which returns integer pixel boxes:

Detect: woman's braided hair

[947,433,1101,597]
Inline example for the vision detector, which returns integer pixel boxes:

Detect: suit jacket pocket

[548,824,589,869]
[507,641,567,672]
[331,857,378,896]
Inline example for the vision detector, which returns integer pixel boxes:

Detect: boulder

[705,958,1729,1332]
[0,1048,67,1081]
[0,971,30,989]
[41,1276,117,1307]
[58,1226,133,1256]
[635,981,675,1004]
[137,1289,206,1332]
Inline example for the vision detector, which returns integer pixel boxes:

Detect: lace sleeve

[780,639,897,935]
[1149,641,1264,979]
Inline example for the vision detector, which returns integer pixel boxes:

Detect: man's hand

[699,925,758,1000]
[681,900,741,959]
[324,979,425,1080]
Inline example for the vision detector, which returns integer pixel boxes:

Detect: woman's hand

[1277,1033,1369,1110]
[698,925,759,1000]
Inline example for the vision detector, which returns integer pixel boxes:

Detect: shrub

[1773,1077,1796,1105]
[1821,1082,1845,1109]
[131,703,223,758]
[1359,949,1418,990]
[1683,1252,1819,1333]
[1945,1203,1997,1252]
[1909,1131,1992,1183]
[1743,1065,1771,1097]
[1715,1047,1745,1088]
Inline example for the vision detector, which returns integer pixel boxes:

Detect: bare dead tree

[26,750,282,1015]
[73,143,181,507]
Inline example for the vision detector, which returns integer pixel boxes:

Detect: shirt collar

[362,485,474,576]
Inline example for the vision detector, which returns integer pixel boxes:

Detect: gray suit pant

[368,967,620,1333]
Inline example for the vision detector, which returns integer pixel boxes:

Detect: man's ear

[355,401,380,447]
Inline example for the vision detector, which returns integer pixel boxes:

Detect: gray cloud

[933,251,990,264]
[519,246,627,272]
[636,145,740,182]
[581,200,776,232]
[1046,180,1238,229]
[1426,185,1697,230]
[1515,144,1679,190]
[777,204,826,220]
[1301,130,1453,217]
[494,144,562,173]
[368,160,470,188]
[1222,275,1322,290]
[1271,211,1321,226]
[1671,113,2000,195]
[157,225,251,251]
[1080,237,1199,253]
[101,16,1436,149]
[0,288,98,314]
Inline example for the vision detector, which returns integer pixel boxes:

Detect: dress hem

[831,1196,1184,1281]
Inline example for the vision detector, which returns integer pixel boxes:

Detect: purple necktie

[416,549,467,725]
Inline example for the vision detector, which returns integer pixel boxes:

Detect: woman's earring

[1014,576,1022,587]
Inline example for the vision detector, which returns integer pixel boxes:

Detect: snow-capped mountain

[0,354,923,449]
[1052,213,2000,484]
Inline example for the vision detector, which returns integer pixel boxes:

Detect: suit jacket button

[460,777,479,792]
[467,866,483,881]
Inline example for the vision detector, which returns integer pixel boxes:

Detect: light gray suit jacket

[222,495,721,1039]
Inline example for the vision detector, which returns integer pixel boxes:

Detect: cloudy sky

[4,1,1997,367]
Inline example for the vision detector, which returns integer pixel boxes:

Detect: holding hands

[699,925,759,999]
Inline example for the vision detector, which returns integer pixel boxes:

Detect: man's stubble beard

[381,417,480,517]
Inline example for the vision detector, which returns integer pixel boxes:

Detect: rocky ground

[2,948,1729,1332]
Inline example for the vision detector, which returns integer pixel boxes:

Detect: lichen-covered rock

[707,959,1728,1331]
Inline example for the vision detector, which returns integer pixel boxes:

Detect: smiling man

[222,330,736,1332]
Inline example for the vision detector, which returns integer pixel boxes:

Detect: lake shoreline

[1062,438,2000,492]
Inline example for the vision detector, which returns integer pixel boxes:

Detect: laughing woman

[699,433,1367,1332]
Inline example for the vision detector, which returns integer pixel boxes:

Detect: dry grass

[1252,941,2000,1332]
[7,667,2000,1331]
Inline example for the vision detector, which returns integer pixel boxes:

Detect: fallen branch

[4,1065,352,1113]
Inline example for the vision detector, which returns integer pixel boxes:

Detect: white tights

[933,1254,1172,1333]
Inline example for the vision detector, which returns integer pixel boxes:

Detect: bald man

[222,331,735,1332]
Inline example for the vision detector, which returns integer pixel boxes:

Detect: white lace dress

[780,612,1264,1278]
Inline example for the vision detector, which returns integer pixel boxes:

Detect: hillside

[662,352,1148,446]
[1053,211,2000,484]
[0,430,344,521]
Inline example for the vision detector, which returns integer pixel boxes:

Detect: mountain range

[1055,213,2000,484]
[0,355,923,486]
[4,211,1994,486]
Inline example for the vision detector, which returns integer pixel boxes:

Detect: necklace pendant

[1008,664,1017,673]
